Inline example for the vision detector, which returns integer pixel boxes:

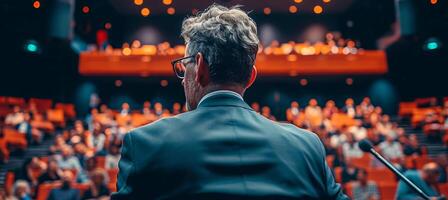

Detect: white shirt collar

[197,90,243,107]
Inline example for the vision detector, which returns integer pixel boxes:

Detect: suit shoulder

[274,121,321,141]
[128,111,195,138]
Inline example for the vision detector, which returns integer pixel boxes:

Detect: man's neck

[202,84,245,97]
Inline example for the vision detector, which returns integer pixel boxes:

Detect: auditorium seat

[399,102,417,117]
[108,168,118,186]
[55,103,76,120]
[6,97,25,106]
[2,127,27,150]
[344,181,354,198]
[351,154,371,170]
[37,183,90,200]
[29,98,53,113]
[378,182,397,200]
[326,155,334,168]
[5,171,15,194]
[96,156,106,169]
[47,109,65,127]
[334,166,343,183]
[367,168,396,184]
[440,183,448,197]
[331,113,356,129]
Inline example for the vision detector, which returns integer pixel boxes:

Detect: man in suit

[112,4,347,200]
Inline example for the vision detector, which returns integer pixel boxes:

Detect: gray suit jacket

[111,93,348,200]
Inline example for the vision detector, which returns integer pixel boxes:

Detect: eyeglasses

[171,55,195,79]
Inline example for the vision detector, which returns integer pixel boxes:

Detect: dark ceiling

[108,0,355,15]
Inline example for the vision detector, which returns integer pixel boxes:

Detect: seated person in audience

[16,112,34,144]
[349,120,367,141]
[435,154,447,183]
[99,104,109,114]
[286,101,301,123]
[354,106,364,120]
[54,145,82,172]
[323,100,338,119]
[378,134,404,162]
[4,105,24,126]
[396,162,441,200]
[323,137,342,167]
[376,114,394,138]
[50,135,67,155]
[47,171,80,200]
[82,169,110,200]
[304,98,322,127]
[119,102,131,116]
[342,98,356,118]
[73,142,89,168]
[342,134,364,160]
[38,160,62,184]
[78,157,98,183]
[341,159,360,184]
[172,102,182,115]
[330,127,348,148]
[261,106,276,121]
[153,102,164,117]
[105,144,120,169]
[403,134,422,156]
[17,157,47,188]
[12,180,32,200]
[88,122,106,155]
[70,121,90,145]
[85,108,98,132]
[351,169,380,200]
[359,97,374,116]
[250,102,260,113]
[142,101,152,114]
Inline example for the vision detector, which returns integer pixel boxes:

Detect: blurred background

[0,0,447,199]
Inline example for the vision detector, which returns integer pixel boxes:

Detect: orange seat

[3,128,27,149]
[6,97,25,106]
[367,168,396,184]
[96,156,106,169]
[5,171,15,194]
[351,154,371,169]
[29,98,53,113]
[47,109,65,127]
[55,103,76,119]
[344,181,354,198]
[37,183,60,200]
[334,166,343,183]
[439,183,448,197]
[331,113,356,129]
[326,155,334,169]
[108,168,119,186]
[378,182,397,200]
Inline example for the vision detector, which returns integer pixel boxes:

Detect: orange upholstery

[439,183,448,197]
[29,98,53,112]
[415,156,433,169]
[47,109,65,127]
[351,154,371,169]
[55,103,76,119]
[326,155,334,168]
[378,182,397,200]
[334,166,343,183]
[331,113,356,129]
[344,181,354,198]
[5,171,15,194]
[6,97,25,106]
[96,156,106,169]
[108,168,118,186]
[399,102,417,117]
[115,114,131,126]
[37,183,90,200]
[367,168,396,184]
[131,113,151,127]
[3,127,27,149]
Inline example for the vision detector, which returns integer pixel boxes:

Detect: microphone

[358,139,432,200]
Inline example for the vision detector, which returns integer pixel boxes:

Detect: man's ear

[245,65,257,89]
[195,53,210,87]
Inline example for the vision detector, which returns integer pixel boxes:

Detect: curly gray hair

[181,4,259,85]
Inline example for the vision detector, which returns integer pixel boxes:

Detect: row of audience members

[3,97,448,200]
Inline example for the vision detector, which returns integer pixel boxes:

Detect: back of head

[181,4,259,85]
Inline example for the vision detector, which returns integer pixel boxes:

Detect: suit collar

[197,92,253,111]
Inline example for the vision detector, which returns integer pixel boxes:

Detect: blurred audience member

[88,122,106,155]
[82,169,110,200]
[47,171,80,200]
[341,160,359,184]
[396,162,441,200]
[323,100,338,119]
[435,154,447,183]
[119,103,130,116]
[349,120,367,141]
[351,169,380,200]
[342,98,356,118]
[378,135,404,161]
[403,134,422,156]
[73,143,88,168]
[16,112,33,144]
[342,134,364,160]
[5,106,24,126]
[105,145,120,169]
[286,101,300,123]
[142,101,152,114]
[54,145,82,172]
[38,160,62,184]
[12,180,32,200]
[50,135,67,155]
[154,102,164,117]
[261,106,276,121]
[305,99,323,127]
[17,157,47,187]
[251,102,260,113]
[172,102,182,115]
